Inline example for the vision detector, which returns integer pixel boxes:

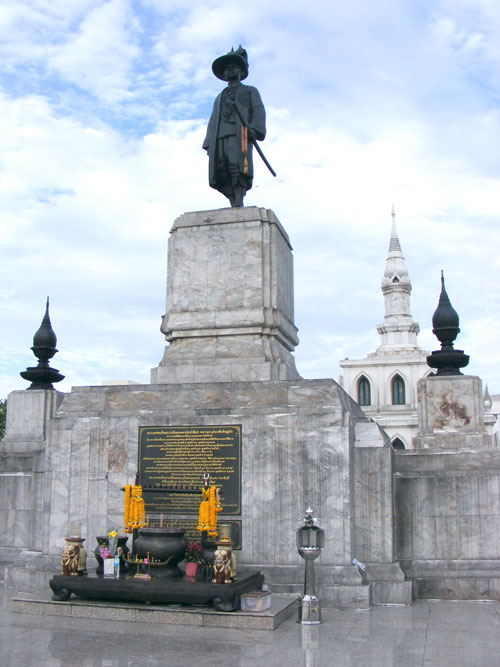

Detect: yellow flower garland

[123,483,146,533]
[197,485,222,538]
[124,484,131,527]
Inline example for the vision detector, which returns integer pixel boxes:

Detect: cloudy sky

[1,0,499,399]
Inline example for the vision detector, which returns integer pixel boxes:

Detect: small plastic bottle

[113,553,120,578]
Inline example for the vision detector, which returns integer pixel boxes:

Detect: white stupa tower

[340,208,430,449]
[376,206,420,351]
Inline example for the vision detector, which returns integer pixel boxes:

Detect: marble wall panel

[88,419,111,479]
[49,472,70,516]
[394,513,413,559]
[12,509,32,547]
[434,476,457,516]
[322,508,347,563]
[48,511,69,552]
[67,473,89,537]
[455,515,480,559]
[49,429,73,473]
[478,475,500,514]
[478,515,500,559]
[14,475,33,513]
[69,425,91,480]
[395,449,500,565]
[47,470,72,550]
[434,516,459,558]
[4,378,367,577]
[0,509,16,545]
[0,474,32,510]
[455,476,479,516]
[107,425,130,474]
[411,516,436,560]
[32,469,45,515]
[354,518,393,562]
[415,476,438,517]
[31,509,43,552]
[88,478,110,526]
[352,446,394,562]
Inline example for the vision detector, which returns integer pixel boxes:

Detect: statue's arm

[203,97,220,153]
[248,87,266,141]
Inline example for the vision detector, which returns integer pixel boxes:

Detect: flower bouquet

[184,541,203,578]
[102,529,119,577]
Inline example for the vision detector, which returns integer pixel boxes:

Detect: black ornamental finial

[20,298,65,390]
[426,272,469,375]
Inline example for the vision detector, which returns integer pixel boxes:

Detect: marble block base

[245,564,372,610]
[362,562,413,605]
[1,378,391,611]
[402,559,500,602]
[152,335,299,383]
[12,589,298,630]
[151,207,300,384]
[414,375,493,449]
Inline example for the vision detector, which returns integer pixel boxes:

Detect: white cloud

[1,0,500,400]
[46,0,140,103]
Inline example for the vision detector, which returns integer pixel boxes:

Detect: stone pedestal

[1,207,405,608]
[0,390,64,566]
[395,373,500,600]
[414,375,493,449]
[151,207,300,384]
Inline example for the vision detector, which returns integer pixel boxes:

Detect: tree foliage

[0,399,6,440]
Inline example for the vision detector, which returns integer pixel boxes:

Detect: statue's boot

[232,185,245,207]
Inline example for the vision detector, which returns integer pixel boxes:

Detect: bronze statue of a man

[203,46,266,207]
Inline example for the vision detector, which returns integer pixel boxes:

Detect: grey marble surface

[152,207,300,383]
[395,448,500,562]
[4,585,500,666]
[415,375,493,449]
[12,588,298,630]
[1,378,393,607]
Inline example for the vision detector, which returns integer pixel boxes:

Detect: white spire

[376,208,420,351]
[383,207,408,284]
[388,205,402,253]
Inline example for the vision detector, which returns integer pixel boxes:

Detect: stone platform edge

[11,591,299,631]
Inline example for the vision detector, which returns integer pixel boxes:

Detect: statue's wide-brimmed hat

[212,46,248,81]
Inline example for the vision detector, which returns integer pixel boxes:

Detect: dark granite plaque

[138,425,241,516]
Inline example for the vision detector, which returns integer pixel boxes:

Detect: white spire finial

[388,205,401,253]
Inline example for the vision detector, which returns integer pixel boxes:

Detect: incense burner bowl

[132,527,186,578]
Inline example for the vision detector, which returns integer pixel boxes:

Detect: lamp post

[296,507,324,624]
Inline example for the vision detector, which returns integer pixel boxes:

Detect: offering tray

[49,571,264,612]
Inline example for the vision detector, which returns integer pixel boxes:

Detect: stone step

[270,582,371,610]
[357,562,412,605]
[371,581,412,605]
[11,590,298,631]
[362,562,407,583]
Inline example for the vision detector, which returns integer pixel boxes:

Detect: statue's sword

[233,102,277,177]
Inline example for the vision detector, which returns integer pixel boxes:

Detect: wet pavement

[3,585,500,666]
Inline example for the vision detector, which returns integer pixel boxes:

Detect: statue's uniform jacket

[203,83,266,193]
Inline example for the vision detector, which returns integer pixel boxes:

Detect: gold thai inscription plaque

[138,425,242,516]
